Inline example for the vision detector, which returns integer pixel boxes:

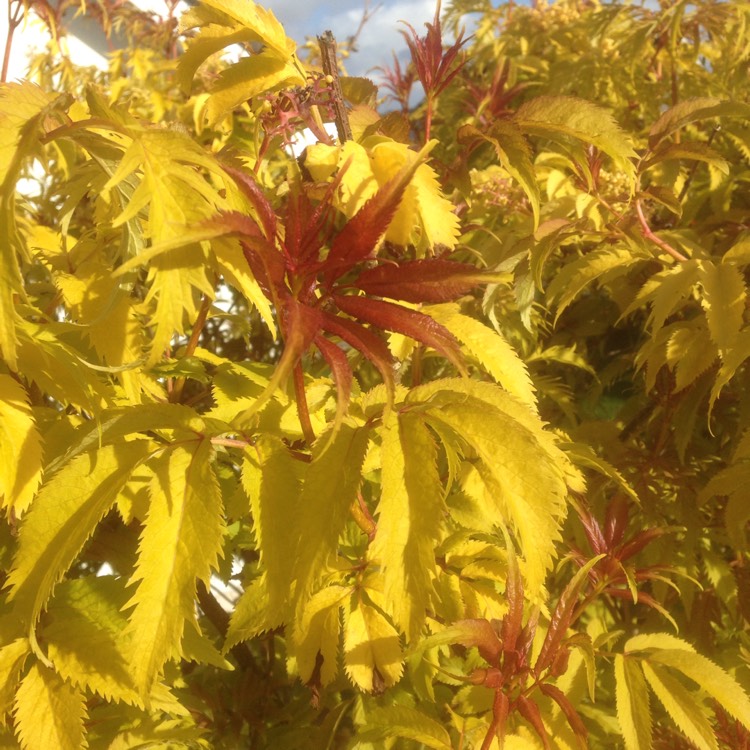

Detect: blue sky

[268,0,440,78]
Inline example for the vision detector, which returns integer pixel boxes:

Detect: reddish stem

[635,199,687,262]
[293,362,316,446]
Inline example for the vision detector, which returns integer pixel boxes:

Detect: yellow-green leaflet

[641,661,718,750]
[516,95,638,180]
[344,597,403,692]
[0,639,29,719]
[123,439,225,695]
[43,577,141,707]
[0,83,70,368]
[224,577,282,651]
[0,375,42,515]
[292,584,350,686]
[615,654,652,750]
[242,435,302,615]
[358,705,453,749]
[14,663,86,750]
[699,260,747,353]
[370,411,443,642]
[426,304,537,411]
[648,649,750,729]
[290,423,369,607]
[624,633,695,654]
[7,440,154,630]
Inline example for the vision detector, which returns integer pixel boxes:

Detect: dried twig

[317,31,353,143]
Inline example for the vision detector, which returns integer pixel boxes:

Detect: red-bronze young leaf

[534,556,604,676]
[449,619,503,665]
[539,683,588,750]
[284,177,342,270]
[332,294,464,372]
[313,334,353,424]
[351,258,487,303]
[603,495,630,548]
[319,311,395,392]
[516,696,551,750]
[240,236,287,302]
[323,150,428,284]
[221,164,278,241]
[577,505,608,556]
[617,527,673,562]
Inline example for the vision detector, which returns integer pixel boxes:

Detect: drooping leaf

[409,380,570,595]
[44,402,207,477]
[0,83,71,368]
[648,98,750,149]
[123,439,225,695]
[212,237,277,338]
[292,585,350,687]
[180,0,297,71]
[615,654,652,750]
[0,639,29,720]
[7,440,153,630]
[233,298,322,428]
[370,411,443,641]
[344,597,403,692]
[561,443,639,503]
[17,321,112,413]
[242,436,302,615]
[224,577,281,650]
[640,661,718,750]
[291,422,369,606]
[14,663,86,750]
[203,53,306,127]
[313,334,352,440]
[643,141,730,173]
[647,649,750,729]
[319,312,395,394]
[547,247,648,322]
[0,375,42,515]
[699,260,747,353]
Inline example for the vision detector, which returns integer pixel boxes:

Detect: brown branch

[350,491,377,542]
[170,294,212,403]
[318,31,352,143]
[2,0,25,83]
[678,124,720,203]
